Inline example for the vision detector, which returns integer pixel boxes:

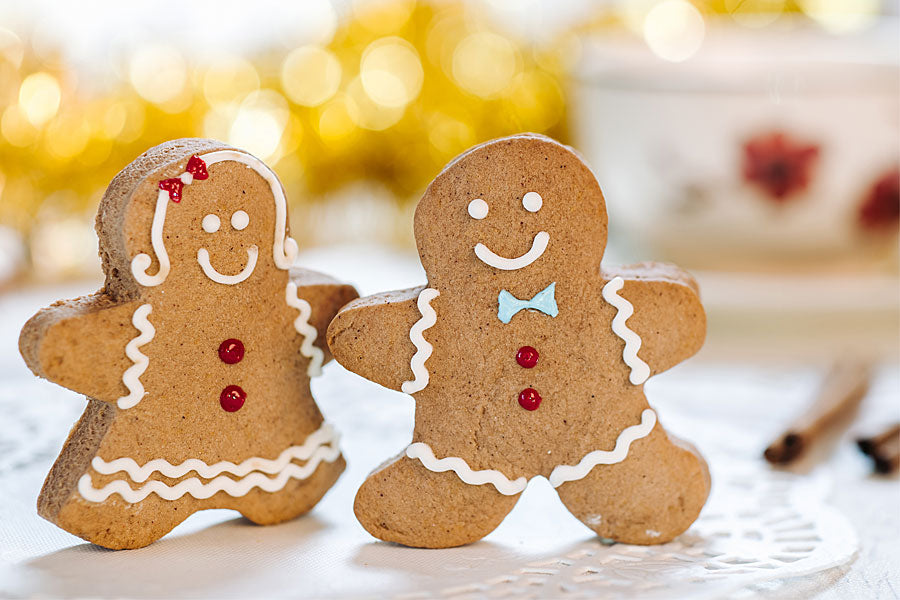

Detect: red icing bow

[186,154,209,180]
[157,155,209,202]
[158,178,184,202]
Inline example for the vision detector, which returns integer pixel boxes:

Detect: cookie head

[415,135,608,288]
[121,150,298,292]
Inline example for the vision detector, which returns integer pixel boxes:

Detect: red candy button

[518,388,542,411]
[516,346,539,368]
[220,385,246,412]
[218,338,245,364]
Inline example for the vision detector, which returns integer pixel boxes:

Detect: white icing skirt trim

[405,410,656,495]
[548,409,656,487]
[78,424,340,503]
[405,443,528,496]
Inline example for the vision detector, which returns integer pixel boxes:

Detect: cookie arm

[602,262,706,376]
[18,294,146,402]
[290,268,359,365]
[326,286,425,392]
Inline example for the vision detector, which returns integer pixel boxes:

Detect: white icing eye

[467,198,488,220]
[522,191,542,212]
[231,210,250,230]
[201,214,220,233]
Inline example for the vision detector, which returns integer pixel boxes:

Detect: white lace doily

[0,278,873,600]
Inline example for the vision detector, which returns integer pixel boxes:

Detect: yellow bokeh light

[228,90,290,162]
[798,0,878,33]
[506,70,563,131]
[203,104,235,142]
[621,0,658,34]
[427,112,474,156]
[18,72,61,126]
[352,0,416,34]
[425,10,468,74]
[452,32,519,98]
[203,57,260,107]
[45,113,90,160]
[1,104,38,146]
[79,138,113,167]
[99,102,128,139]
[282,46,342,107]
[643,0,705,63]
[360,37,423,108]
[725,0,786,28]
[0,28,24,68]
[317,94,359,144]
[129,45,187,105]
[117,100,146,143]
[347,76,405,131]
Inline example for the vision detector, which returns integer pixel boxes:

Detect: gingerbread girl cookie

[19,139,357,549]
[327,134,708,549]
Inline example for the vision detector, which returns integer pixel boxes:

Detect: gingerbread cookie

[19,139,358,549]
[327,134,708,549]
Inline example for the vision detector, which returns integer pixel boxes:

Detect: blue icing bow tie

[497,282,558,324]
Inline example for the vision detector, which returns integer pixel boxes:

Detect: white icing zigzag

[548,409,657,487]
[116,304,155,410]
[406,410,657,493]
[78,424,340,503]
[286,281,324,377]
[602,276,651,385]
[406,443,528,496]
[401,288,439,394]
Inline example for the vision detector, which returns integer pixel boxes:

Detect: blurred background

[0,0,897,363]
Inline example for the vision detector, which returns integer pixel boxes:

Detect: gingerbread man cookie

[19,139,358,549]
[327,134,709,549]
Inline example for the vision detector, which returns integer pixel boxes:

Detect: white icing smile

[197,245,258,285]
[474,231,549,271]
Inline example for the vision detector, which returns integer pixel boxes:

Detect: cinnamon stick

[764,361,871,465]
[857,424,900,475]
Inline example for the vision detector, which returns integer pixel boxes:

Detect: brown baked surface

[19,139,357,549]
[328,134,709,548]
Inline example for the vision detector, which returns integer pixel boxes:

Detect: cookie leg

[47,493,194,550]
[354,454,520,548]
[555,425,710,544]
[235,455,346,525]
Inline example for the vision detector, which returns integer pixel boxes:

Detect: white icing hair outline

[131,150,299,287]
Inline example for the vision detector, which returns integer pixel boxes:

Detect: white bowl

[573,18,899,272]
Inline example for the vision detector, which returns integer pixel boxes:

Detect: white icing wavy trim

[78,424,340,503]
[407,410,656,493]
[130,150,298,287]
[116,304,155,410]
[197,245,258,285]
[401,288,439,394]
[548,409,657,487]
[602,276,651,385]
[286,281,324,377]
[406,443,528,496]
[474,231,549,271]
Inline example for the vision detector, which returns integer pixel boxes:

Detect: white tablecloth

[0,246,897,599]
